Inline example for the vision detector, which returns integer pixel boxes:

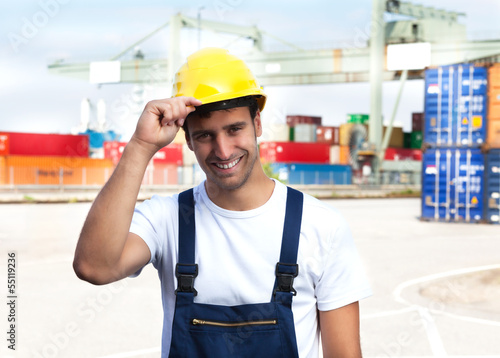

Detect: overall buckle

[175,263,198,296]
[274,263,299,296]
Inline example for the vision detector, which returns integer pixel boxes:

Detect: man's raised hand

[131,96,202,155]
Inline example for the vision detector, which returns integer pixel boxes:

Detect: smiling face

[185,106,263,193]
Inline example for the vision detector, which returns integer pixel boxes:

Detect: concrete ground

[0,196,498,358]
[325,198,500,358]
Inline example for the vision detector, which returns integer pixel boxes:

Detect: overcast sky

[1,0,500,140]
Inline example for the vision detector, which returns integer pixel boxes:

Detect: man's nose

[213,134,232,160]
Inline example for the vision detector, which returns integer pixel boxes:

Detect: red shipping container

[104,141,126,166]
[153,143,183,165]
[316,126,339,145]
[0,133,9,156]
[260,142,330,164]
[2,132,89,157]
[412,113,424,132]
[384,147,422,161]
[104,141,183,166]
[286,115,322,127]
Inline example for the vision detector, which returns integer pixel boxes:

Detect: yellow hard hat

[172,48,266,112]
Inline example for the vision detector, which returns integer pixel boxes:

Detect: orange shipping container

[488,63,500,148]
[142,163,178,185]
[0,156,6,184]
[1,155,114,185]
[339,146,351,165]
[339,123,368,146]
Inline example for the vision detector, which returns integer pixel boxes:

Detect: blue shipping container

[271,163,352,185]
[485,149,500,224]
[422,148,485,222]
[424,65,487,147]
[82,130,120,149]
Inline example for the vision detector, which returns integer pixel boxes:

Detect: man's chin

[207,177,245,192]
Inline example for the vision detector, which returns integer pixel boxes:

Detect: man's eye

[229,127,241,133]
[196,133,211,140]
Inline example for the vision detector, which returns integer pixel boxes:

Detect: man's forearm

[73,140,153,283]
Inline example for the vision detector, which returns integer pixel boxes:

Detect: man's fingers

[178,97,202,124]
[173,98,191,120]
[141,96,201,132]
[181,96,203,107]
[133,96,202,149]
[155,97,201,124]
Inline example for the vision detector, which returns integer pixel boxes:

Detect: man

[73,48,371,357]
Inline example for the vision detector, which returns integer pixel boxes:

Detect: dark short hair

[182,96,259,137]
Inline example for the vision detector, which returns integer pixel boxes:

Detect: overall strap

[273,186,304,300]
[176,189,198,296]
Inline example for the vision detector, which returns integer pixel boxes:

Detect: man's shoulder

[273,181,340,214]
[299,189,340,214]
[135,193,179,216]
[291,188,347,230]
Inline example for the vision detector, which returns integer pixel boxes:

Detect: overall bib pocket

[187,318,283,357]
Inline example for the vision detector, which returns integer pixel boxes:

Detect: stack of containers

[487,65,500,147]
[170,128,208,185]
[411,113,424,149]
[286,115,321,142]
[339,114,369,169]
[317,126,341,164]
[103,141,182,185]
[403,113,424,149]
[339,116,416,160]
[347,114,369,124]
[0,132,114,186]
[421,63,500,224]
[81,129,120,158]
[485,150,500,223]
[260,115,352,185]
[398,112,424,162]
[485,64,500,223]
[340,115,420,184]
[338,122,364,166]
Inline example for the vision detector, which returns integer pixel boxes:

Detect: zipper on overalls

[192,319,277,327]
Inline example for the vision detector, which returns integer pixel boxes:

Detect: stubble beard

[204,147,258,192]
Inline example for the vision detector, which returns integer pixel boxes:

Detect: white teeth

[216,158,240,169]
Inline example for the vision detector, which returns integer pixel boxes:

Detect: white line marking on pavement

[393,263,500,306]
[418,307,447,357]
[437,310,500,327]
[393,263,500,327]
[390,264,500,357]
[96,347,161,358]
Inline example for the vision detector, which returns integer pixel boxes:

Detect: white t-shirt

[130,179,372,358]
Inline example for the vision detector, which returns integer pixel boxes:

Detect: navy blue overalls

[168,187,304,358]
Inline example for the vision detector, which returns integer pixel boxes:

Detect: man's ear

[254,110,262,138]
